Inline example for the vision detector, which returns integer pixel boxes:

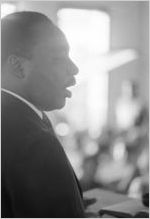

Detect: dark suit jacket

[1,91,85,218]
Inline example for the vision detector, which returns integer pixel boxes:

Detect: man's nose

[69,59,79,76]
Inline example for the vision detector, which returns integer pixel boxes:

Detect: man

[1,11,85,218]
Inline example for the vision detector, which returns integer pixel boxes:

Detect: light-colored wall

[15,1,149,127]
[108,1,149,127]
[139,1,149,105]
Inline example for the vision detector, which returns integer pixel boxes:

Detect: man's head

[1,11,78,111]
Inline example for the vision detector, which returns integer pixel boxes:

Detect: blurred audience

[52,79,148,199]
[74,80,149,198]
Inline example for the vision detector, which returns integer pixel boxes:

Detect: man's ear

[7,55,30,79]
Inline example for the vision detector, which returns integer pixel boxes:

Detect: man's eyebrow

[66,44,70,52]
[58,45,70,55]
[60,43,69,53]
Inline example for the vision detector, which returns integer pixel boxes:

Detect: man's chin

[55,98,66,109]
[44,98,66,112]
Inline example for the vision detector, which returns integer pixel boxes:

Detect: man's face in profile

[25,25,78,111]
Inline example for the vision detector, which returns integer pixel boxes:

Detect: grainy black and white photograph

[1,0,149,218]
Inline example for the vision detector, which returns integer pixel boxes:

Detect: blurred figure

[79,127,115,192]
[75,130,101,191]
[93,80,148,195]
[1,11,85,218]
[116,80,146,130]
[114,80,149,195]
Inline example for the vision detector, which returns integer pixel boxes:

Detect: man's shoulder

[1,91,55,145]
[2,91,41,127]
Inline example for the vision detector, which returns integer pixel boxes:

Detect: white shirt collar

[1,88,43,119]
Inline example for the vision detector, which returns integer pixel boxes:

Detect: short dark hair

[1,11,56,67]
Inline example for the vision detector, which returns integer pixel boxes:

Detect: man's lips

[64,78,76,98]
[64,88,72,98]
[65,77,76,88]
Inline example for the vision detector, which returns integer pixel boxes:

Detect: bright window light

[57,8,110,137]
[58,9,110,66]
[1,3,16,18]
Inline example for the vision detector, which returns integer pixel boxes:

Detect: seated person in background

[1,11,85,218]
[115,80,149,195]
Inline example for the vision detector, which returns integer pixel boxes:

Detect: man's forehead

[39,27,69,53]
